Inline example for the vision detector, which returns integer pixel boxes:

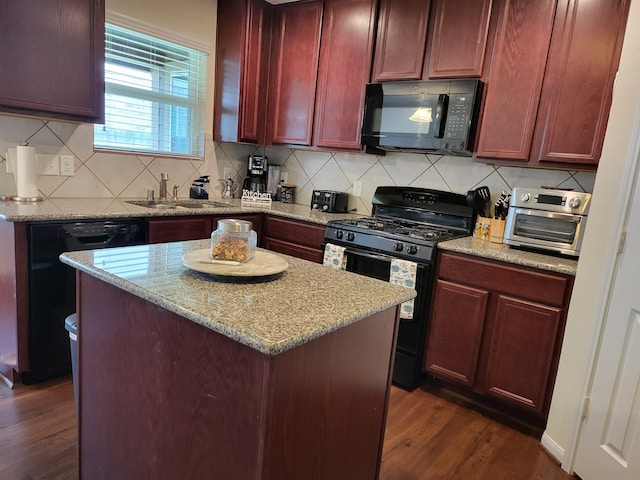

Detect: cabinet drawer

[263,216,325,249]
[147,216,212,244]
[436,251,570,307]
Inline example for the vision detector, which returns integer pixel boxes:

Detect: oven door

[503,208,587,256]
[337,246,434,389]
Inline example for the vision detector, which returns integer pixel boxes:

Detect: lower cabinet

[147,216,213,244]
[424,251,573,420]
[262,216,325,263]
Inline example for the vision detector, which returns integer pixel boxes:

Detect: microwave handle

[433,94,449,138]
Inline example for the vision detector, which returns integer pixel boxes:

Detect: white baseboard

[541,432,565,464]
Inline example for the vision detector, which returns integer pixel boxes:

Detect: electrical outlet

[60,156,75,176]
[353,180,363,197]
[281,171,288,184]
[223,167,232,179]
[36,154,60,175]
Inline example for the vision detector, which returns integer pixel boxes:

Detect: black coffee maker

[242,155,268,193]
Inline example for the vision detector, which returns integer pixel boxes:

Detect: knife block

[490,218,506,243]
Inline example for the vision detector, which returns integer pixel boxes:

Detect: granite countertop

[438,236,578,276]
[59,239,416,355]
[0,197,359,225]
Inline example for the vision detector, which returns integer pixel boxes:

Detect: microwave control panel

[510,187,591,215]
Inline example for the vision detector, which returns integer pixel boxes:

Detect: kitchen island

[59,239,415,480]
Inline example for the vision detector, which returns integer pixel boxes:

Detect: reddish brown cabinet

[371,0,431,82]
[0,0,104,122]
[214,0,272,144]
[475,0,630,169]
[268,1,323,146]
[262,216,326,263]
[147,216,213,244]
[529,0,630,168]
[371,0,492,82]
[424,251,573,419]
[426,0,492,79]
[314,0,377,150]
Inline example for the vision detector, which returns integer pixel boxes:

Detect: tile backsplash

[0,114,595,215]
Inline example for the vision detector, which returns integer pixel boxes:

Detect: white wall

[542,0,640,469]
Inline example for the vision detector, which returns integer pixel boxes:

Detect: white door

[573,166,640,479]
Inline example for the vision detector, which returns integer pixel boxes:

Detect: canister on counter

[280,184,296,203]
[210,219,257,263]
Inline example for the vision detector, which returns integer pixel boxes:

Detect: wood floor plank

[0,376,575,479]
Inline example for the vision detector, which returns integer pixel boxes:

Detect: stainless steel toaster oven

[503,187,591,257]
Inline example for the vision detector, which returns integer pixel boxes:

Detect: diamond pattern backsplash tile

[0,114,596,214]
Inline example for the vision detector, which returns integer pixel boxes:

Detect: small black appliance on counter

[311,190,349,213]
[242,155,268,193]
[190,176,210,199]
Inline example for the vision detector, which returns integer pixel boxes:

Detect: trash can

[64,313,78,414]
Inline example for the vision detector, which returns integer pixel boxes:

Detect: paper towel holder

[9,143,43,202]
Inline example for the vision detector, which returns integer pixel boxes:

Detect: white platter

[182,249,289,277]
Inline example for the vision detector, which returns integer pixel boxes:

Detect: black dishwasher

[24,219,146,384]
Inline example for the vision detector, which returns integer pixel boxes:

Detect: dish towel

[323,243,347,270]
[389,259,418,319]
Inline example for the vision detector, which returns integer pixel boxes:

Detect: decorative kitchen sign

[240,190,272,208]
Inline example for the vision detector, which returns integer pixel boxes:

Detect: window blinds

[94,23,208,158]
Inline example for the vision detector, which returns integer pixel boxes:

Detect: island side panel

[261,308,400,480]
[76,273,268,480]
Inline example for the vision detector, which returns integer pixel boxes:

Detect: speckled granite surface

[0,197,358,224]
[438,236,578,275]
[59,239,416,356]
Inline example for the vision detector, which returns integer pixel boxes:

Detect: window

[94,23,208,158]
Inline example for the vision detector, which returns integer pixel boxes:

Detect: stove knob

[394,242,404,252]
[520,192,532,203]
[335,230,344,240]
[407,245,418,255]
[322,205,329,211]
[347,232,356,241]
[568,197,582,209]
[312,203,318,210]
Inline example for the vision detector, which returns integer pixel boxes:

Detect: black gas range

[323,186,475,389]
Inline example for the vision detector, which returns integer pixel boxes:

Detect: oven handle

[342,248,398,263]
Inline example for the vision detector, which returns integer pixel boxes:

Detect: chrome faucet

[159,173,169,201]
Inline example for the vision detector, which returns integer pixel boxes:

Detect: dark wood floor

[0,376,574,479]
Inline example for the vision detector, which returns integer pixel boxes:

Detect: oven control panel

[510,187,591,215]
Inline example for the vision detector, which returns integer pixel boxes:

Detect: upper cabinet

[475,0,630,169]
[215,0,377,152]
[267,1,323,146]
[214,0,273,144]
[313,0,378,150]
[426,0,493,79]
[371,0,492,82]
[0,0,105,123]
[371,0,431,82]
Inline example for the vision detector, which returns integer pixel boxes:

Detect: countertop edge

[437,237,578,276]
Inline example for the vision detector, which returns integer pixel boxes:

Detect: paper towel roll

[15,146,39,199]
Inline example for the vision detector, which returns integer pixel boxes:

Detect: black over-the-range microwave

[361,79,483,156]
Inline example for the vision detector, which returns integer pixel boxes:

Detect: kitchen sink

[127,200,231,210]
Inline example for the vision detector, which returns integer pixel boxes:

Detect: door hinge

[618,230,627,254]
[581,396,591,418]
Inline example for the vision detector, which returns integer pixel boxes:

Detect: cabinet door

[147,217,212,244]
[474,0,557,161]
[268,1,323,146]
[240,0,273,143]
[424,279,489,389]
[262,237,323,263]
[0,0,104,122]
[426,0,492,79]
[371,0,431,82]
[481,295,562,415]
[214,0,272,143]
[529,0,630,168]
[314,0,377,150]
